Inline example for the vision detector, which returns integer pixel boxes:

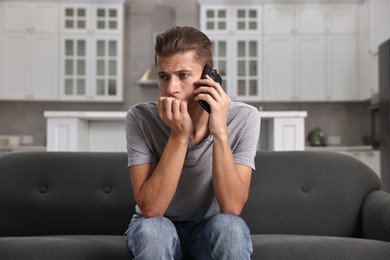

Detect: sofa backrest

[0,152,134,236]
[241,151,381,238]
[0,151,381,238]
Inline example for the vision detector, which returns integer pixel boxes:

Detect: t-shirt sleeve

[232,107,261,170]
[126,107,157,167]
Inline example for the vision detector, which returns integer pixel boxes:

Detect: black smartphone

[199,64,223,113]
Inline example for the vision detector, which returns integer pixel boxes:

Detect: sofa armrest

[362,190,390,242]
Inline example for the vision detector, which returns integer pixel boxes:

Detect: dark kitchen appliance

[369,92,379,149]
[379,38,390,192]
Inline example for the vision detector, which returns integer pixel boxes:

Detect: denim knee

[207,214,253,259]
[126,216,181,259]
[207,214,251,238]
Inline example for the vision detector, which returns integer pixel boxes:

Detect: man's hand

[157,97,193,139]
[195,75,231,137]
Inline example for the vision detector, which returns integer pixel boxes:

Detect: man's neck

[189,104,210,146]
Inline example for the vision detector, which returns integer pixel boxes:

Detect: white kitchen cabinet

[327,35,358,100]
[296,5,326,34]
[264,36,295,101]
[327,4,358,34]
[59,3,123,102]
[325,5,358,101]
[200,5,229,34]
[296,36,327,100]
[2,2,58,33]
[1,2,59,100]
[201,5,262,35]
[232,37,262,101]
[264,35,326,101]
[259,111,307,151]
[2,34,58,100]
[60,35,122,101]
[60,4,123,35]
[265,5,326,35]
[210,36,229,92]
[264,5,295,35]
[201,5,263,101]
[263,3,358,102]
[232,6,262,34]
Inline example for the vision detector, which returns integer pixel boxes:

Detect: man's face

[156,51,203,105]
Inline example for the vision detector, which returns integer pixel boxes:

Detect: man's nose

[167,77,180,95]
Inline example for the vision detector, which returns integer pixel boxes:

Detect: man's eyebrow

[177,69,194,74]
[157,69,192,74]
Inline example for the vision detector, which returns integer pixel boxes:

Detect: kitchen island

[44,110,307,152]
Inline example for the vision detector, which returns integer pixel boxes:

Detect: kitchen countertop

[306,146,376,152]
[44,111,126,120]
[259,111,307,118]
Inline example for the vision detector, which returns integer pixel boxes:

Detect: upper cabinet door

[30,3,59,33]
[92,6,123,34]
[264,5,295,34]
[327,4,358,34]
[296,36,327,101]
[1,34,29,99]
[200,5,229,34]
[61,4,91,33]
[264,36,295,101]
[296,5,326,34]
[232,6,262,34]
[2,2,58,33]
[2,3,29,32]
[327,35,358,100]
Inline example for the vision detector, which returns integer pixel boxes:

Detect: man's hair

[154,26,213,67]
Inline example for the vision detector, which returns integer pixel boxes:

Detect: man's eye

[179,73,188,79]
[159,74,168,80]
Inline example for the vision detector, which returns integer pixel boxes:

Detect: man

[125,26,260,259]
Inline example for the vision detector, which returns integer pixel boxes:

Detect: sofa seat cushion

[252,234,390,260]
[0,235,130,260]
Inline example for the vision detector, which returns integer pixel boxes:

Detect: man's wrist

[169,134,191,145]
[212,132,229,143]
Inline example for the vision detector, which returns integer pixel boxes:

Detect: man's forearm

[136,135,189,217]
[212,134,249,215]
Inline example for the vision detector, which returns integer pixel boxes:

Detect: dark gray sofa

[0,151,389,259]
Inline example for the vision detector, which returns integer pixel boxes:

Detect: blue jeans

[125,214,253,260]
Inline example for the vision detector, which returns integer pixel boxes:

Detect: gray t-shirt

[126,101,261,221]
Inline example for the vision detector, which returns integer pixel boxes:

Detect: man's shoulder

[127,102,157,117]
[230,102,260,117]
